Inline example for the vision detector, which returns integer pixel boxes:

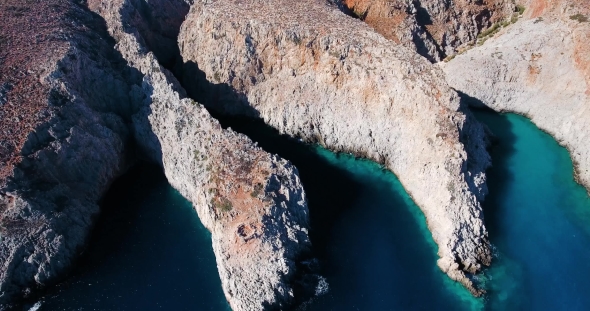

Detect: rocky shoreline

[1,0,315,309]
[179,0,493,295]
[6,0,586,309]
[442,0,590,194]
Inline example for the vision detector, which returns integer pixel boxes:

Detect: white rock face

[89,0,314,310]
[179,0,493,294]
[442,12,590,192]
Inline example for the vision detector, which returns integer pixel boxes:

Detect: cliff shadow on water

[458,92,518,238]
[31,164,230,310]
[459,93,525,309]
[464,92,590,311]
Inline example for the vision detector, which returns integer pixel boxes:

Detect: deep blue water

[34,111,590,310]
[35,167,230,311]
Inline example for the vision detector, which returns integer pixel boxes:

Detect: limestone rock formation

[1,0,314,309]
[90,0,315,310]
[0,1,135,308]
[442,0,590,193]
[338,0,515,61]
[180,0,493,295]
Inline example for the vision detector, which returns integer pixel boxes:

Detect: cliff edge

[442,0,590,193]
[179,0,493,295]
[0,0,316,309]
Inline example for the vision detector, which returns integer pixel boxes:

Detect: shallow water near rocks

[35,111,590,310]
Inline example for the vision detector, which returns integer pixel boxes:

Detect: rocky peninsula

[0,0,314,309]
[179,0,493,295]
[442,0,590,193]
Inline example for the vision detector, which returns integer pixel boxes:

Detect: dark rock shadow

[458,92,517,261]
[180,61,262,120]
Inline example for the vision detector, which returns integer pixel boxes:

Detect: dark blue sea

[35,111,590,310]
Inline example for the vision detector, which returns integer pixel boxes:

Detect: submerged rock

[442,0,590,193]
[179,0,493,295]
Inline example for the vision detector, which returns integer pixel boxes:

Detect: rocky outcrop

[1,0,314,309]
[338,0,515,61]
[442,0,590,193]
[0,0,136,308]
[179,0,493,295]
[89,0,315,310]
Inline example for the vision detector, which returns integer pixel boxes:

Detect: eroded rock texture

[180,0,493,295]
[340,0,515,61]
[1,0,314,309]
[442,0,590,193]
[91,0,315,310]
[0,0,135,307]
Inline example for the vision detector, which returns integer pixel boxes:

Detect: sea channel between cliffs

[30,108,590,311]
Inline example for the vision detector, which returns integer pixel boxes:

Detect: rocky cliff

[338,0,515,61]
[179,0,493,295]
[442,0,590,192]
[0,0,135,307]
[1,0,315,309]
[89,0,316,309]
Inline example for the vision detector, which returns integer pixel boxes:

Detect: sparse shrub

[250,182,264,197]
[447,181,455,192]
[212,197,233,212]
[515,5,526,15]
[443,54,456,62]
[478,23,501,39]
[534,17,544,24]
[570,14,589,23]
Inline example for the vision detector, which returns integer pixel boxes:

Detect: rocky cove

[29,109,590,311]
[1,0,589,310]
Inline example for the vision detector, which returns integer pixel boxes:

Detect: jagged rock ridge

[179,0,493,295]
[0,0,315,309]
[339,0,515,61]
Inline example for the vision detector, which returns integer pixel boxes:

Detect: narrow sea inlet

[36,167,230,310]
[36,112,590,310]
[474,110,590,311]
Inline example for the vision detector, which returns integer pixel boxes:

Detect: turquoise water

[474,110,590,311]
[220,118,481,310]
[36,166,230,310]
[34,111,590,310]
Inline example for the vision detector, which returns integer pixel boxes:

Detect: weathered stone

[1,0,314,309]
[91,0,315,310]
[442,0,590,193]
[339,0,515,61]
[179,0,493,295]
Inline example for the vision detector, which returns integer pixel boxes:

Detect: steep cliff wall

[339,0,515,61]
[442,0,590,193]
[179,0,493,295]
[1,0,315,309]
[89,0,316,310]
[0,0,136,308]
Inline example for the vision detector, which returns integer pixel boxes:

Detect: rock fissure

[0,0,316,310]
